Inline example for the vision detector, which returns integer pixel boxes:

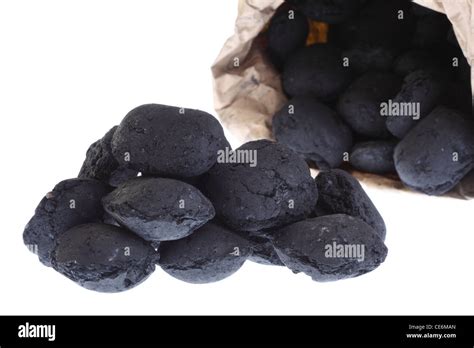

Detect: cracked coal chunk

[203,140,318,232]
[273,96,353,169]
[386,70,445,139]
[78,126,138,187]
[273,214,388,282]
[267,6,309,70]
[23,179,110,267]
[315,169,386,240]
[394,107,474,195]
[286,0,360,24]
[102,177,215,242]
[52,223,157,293]
[232,230,283,266]
[282,44,351,102]
[158,222,251,284]
[350,140,397,174]
[111,104,228,177]
[337,72,402,138]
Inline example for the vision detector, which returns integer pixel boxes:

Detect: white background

[0,0,473,315]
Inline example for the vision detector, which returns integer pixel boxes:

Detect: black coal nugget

[102,177,215,242]
[273,96,353,169]
[315,169,386,240]
[111,104,229,177]
[52,223,157,293]
[158,222,251,284]
[350,140,397,174]
[23,179,110,267]
[272,214,388,282]
[286,0,360,24]
[386,70,445,139]
[282,44,351,101]
[337,72,402,138]
[267,6,309,70]
[78,126,138,187]
[394,107,474,195]
[203,140,318,232]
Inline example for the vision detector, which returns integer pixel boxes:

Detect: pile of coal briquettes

[267,0,473,196]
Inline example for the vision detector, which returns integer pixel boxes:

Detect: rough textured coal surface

[337,72,402,138]
[203,140,318,232]
[23,179,110,267]
[412,12,450,48]
[350,140,397,174]
[267,6,308,70]
[52,223,157,293]
[386,70,445,139]
[273,96,353,169]
[394,107,474,195]
[78,126,138,187]
[158,222,251,284]
[315,169,386,240]
[393,50,439,76]
[282,44,351,102]
[111,104,229,177]
[232,230,283,266]
[286,0,361,24]
[103,177,215,242]
[272,214,388,282]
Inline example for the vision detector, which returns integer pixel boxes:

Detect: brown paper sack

[211,0,474,198]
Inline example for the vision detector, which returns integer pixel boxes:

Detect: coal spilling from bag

[23,103,388,291]
[264,0,473,197]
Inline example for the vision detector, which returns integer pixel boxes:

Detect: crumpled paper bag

[211,0,473,198]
